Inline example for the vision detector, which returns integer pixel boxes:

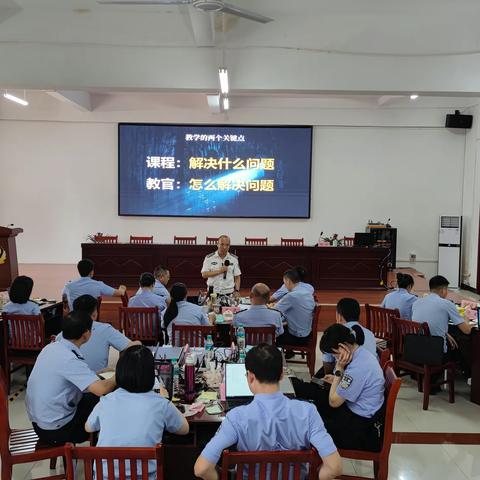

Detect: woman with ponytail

[381,272,417,319]
[314,323,385,451]
[163,283,211,344]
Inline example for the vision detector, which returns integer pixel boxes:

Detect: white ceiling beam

[47,90,92,112]
[377,95,405,106]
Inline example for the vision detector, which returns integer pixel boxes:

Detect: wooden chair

[244,237,268,246]
[0,368,65,480]
[130,235,153,244]
[96,296,103,322]
[339,361,401,480]
[120,307,161,345]
[378,347,391,369]
[171,324,216,347]
[244,326,276,346]
[392,317,455,410]
[65,443,164,480]
[280,237,304,247]
[343,236,355,247]
[94,235,118,244]
[121,291,129,307]
[174,236,197,245]
[281,305,321,376]
[220,448,320,480]
[206,236,219,245]
[2,313,50,394]
[365,305,399,347]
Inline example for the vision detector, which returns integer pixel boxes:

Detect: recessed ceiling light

[410,94,419,100]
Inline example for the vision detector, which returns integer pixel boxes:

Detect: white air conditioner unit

[438,215,462,288]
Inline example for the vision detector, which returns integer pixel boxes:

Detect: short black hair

[72,294,98,317]
[62,311,93,340]
[429,275,449,290]
[77,259,94,277]
[9,276,34,304]
[294,266,307,282]
[336,298,360,322]
[139,272,156,288]
[320,323,365,354]
[116,345,155,393]
[397,273,414,289]
[245,343,282,384]
[283,268,300,284]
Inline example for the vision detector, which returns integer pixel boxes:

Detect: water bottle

[184,352,196,403]
[205,334,214,368]
[172,359,180,396]
[237,324,245,363]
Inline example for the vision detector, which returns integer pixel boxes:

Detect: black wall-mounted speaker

[445,110,473,129]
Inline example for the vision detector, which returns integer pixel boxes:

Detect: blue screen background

[118,124,312,218]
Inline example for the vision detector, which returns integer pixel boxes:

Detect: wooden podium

[0,226,23,291]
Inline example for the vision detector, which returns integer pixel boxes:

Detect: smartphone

[206,402,224,415]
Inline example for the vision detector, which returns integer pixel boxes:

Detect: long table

[81,244,389,290]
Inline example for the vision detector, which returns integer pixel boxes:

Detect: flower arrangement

[318,233,343,246]
[86,232,104,243]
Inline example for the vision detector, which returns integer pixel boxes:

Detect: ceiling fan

[96,0,274,24]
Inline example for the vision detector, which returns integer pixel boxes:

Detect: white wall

[0,107,466,279]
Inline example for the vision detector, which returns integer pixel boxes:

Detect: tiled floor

[4,343,480,479]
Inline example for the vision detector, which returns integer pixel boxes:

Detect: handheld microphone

[223,259,230,279]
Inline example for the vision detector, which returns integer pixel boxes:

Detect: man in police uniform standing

[201,235,241,295]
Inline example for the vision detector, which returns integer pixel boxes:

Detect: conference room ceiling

[2,0,480,96]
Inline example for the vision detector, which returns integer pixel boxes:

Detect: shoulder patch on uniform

[340,374,353,389]
[206,252,216,258]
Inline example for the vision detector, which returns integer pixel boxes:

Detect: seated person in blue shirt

[381,272,417,320]
[63,259,126,310]
[413,275,472,379]
[26,311,117,445]
[57,294,140,372]
[136,265,171,305]
[270,266,314,303]
[194,344,342,480]
[320,298,377,376]
[86,345,189,478]
[163,283,212,345]
[298,324,385,452]
[275,269,315,353]
[233,283,284,336]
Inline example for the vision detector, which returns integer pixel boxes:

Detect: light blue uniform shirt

[128,289,166,320]
[233,305,284,336]
[323,321,377,364]
[167,300,210,341]
[271,282,314,302]
[136,280,170,303]
[1,300,41,316]
[57,321,130,372]
[336,346,385,418]
[412,293,464,352]
[86,388,185,479]
[26,338,99,430]
[276,286,315,338]
[381,288,417,320]
[64,277,116,310]
[201,391,337,476]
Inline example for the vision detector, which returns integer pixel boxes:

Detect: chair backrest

[174,236,197,245]
[2,314,46,350]
[65,443,164,480]
[120,307,159,343]
[380,361,402,457]
[392,316,430,361]
[280,237,304,247]
[130,235,153,244]
[365,304,399,342]
[378,347,391,369]
[94,235,118,244]
[121,291,129,307]
[171,324,215,347]
[245,237,268,246]
[343,236,354,247]
[0,367,11,459]
[206,236,219,245]
[308,304,321,350]
[220,448,320,480]
[97,296,103,321]
[244,326,276,346]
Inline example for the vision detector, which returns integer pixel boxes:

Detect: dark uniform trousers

[32,393,99,446]
[291,378,384,452]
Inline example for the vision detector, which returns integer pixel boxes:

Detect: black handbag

[403,334,444,365]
